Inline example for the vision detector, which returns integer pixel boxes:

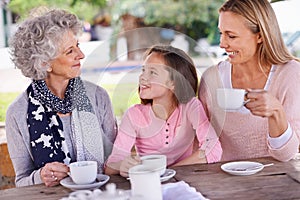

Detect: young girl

[105,44,222,177]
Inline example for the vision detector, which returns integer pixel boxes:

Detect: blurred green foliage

[0,92,19,122]
[102,83,139,117]
[7,0,288,42]
[8,0,107,23]
[111,0,224,42]
[8,0,224,43]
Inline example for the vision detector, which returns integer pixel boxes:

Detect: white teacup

[69,161,97,185]
[140,154,167,176]
[129,164,163,200]
[217,88,249,111]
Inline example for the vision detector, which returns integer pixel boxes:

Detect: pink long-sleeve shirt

[199,60,300,162]
[107,97,222,166]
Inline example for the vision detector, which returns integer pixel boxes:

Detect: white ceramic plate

[60,174,110,190]
[160,169,176,182]
[221,161,264,176]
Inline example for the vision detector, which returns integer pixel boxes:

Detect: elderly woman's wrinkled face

[48,31,85,80]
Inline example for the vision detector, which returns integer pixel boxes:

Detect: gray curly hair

[9,8,83,80]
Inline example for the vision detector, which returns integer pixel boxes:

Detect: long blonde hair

[219,0,299,69]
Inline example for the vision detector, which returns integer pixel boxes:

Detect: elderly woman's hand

[40,161,69,187]
[245,89,283,118]
[119,155,141,178]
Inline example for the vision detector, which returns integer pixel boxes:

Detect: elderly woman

[6,8,117,187]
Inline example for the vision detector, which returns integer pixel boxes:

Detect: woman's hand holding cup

[244,89,283,118]
[40,161,69,187]
[217,88,282,118]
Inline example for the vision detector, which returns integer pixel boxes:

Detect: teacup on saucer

[60,174,110,191]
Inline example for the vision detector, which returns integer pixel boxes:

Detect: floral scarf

[27,77,104,172]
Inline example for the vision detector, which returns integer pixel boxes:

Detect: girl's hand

[119,155,141,178]
[40,161,69,187]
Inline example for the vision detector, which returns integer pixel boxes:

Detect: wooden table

[1,156,299,200]
[172,156,300,200]
[0,173,132,200]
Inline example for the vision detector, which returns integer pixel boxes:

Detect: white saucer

[221,161,264,176]
[60,174,110,190]
[160,169,176,182]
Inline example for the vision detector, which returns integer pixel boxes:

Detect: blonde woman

[199,0,300,162]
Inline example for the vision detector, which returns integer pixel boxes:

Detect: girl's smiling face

[139,52,174,103]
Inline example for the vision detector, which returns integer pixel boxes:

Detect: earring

[47,67,52,72]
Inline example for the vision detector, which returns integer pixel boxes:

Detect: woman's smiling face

[218,11,262,65]
[139,52,174,102]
